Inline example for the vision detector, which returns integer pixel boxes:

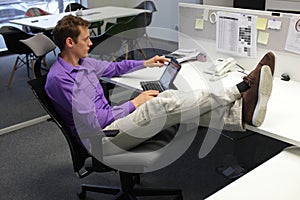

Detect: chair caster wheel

[77,191,86,199]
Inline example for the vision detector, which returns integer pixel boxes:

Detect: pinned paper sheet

[256,17,268,30]
[268,19,282,30]
[285,17,300,54]
[203,8,209,21]
[195,18,204,30]
[258,31,269,45]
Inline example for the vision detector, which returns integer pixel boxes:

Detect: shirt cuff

[135,60,145,69]
[127,101,136,113]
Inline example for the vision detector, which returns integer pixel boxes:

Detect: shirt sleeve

[95,59,145,78]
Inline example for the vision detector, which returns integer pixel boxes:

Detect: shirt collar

[57,56,86,73]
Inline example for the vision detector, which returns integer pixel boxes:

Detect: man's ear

[65,37,74,47]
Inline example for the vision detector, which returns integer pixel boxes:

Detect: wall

[202,0,233,7]
[266,0,300,12]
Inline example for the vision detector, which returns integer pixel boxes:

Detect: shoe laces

[243,74,255,87]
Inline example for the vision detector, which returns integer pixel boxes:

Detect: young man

[45,15,275,151]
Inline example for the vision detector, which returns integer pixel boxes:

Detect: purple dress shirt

[45,56,144,139]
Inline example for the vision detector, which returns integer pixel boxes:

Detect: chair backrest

[0,26,33,54]
[89,21,126,53]
[25,7,50,17]
[116,12,152,39]
[64,3,87,12]
[134,1,157,12]
[20,33,56,78]
[28,75,92,176]
[129,12,152,29]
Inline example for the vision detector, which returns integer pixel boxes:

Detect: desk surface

[107,60,300,146]
[205,146,300,200]
[9,6,147,31]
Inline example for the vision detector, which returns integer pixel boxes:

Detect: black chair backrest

[0,26,33,54]
[65,3,87,12]
[116,12,152,39]
[134,1,157,12]
[27,75,91,174]
[89,21,125,53]
[129,12,152,29]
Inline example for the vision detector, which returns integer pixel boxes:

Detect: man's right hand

[131,90,159,108]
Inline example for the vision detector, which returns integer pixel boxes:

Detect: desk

[9,6,148,31]
[105,60,300,147]
[205,146,300,200]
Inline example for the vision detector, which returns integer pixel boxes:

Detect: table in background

[9,6,148,31]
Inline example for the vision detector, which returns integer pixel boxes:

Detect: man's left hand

[144,55,170,68]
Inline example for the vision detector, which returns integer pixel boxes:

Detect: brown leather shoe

[242,65,273,126]
[245,52,275,84]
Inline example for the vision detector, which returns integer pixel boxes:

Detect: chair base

[78,184,183,200]
[78,172,182,200]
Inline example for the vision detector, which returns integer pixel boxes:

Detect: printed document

[285,17,300,55]
[216,11,257,58]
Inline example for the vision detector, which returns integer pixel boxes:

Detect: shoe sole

[252,65,273,126]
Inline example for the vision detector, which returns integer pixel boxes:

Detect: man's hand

[130,90,159,108]
[144,55,170,68]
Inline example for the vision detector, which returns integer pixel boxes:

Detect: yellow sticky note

[195,18,204,30]
[257,31,269,45]
[256,17,268,30]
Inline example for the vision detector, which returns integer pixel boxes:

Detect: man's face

[72,26,93,58]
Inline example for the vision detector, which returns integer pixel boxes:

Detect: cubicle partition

[178,3,300,81]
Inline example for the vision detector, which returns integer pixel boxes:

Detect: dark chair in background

[64,2,86,12]
[114,1,158,59]
[134,0,157,12]
[89,20,129,61]
[0,26,34,88]
[133,0,157,54]
[28,74,183,200]
[111,12,154,59]
[64,3,104,36]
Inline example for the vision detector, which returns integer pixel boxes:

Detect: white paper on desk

[285,17,300,55]
[216,11,257,58]
[170,49,201,63]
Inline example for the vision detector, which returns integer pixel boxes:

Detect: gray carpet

[0,120,232,200]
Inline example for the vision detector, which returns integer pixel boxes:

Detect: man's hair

[52,15,91,51]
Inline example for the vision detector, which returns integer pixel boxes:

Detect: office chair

[64,2,87,12]
[134,1,157,12]
[28,75,183,200]
[134,1,157,53]
[117,0,157,24]
[23,7,51,34]
[0,26,34,88]
[64,3,104,36]
[89,21,127,61]
[113,12,153,59]
[20,33,56,78]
